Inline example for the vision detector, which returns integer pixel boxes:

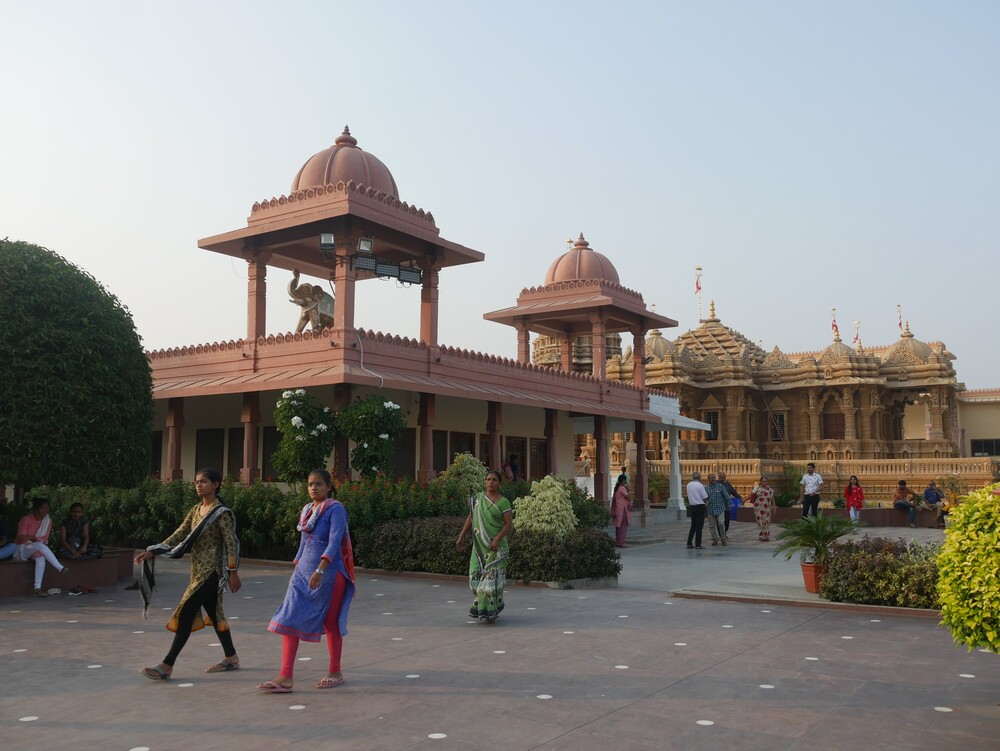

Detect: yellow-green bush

[513,475,578,538]
[937,482,1000,651]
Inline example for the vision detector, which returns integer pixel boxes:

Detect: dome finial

[574,233,589,249]
[335,126,358,147]
[903,321,913,337]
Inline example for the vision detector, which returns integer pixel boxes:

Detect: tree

[271,389,336,486]
[0,239,154,490]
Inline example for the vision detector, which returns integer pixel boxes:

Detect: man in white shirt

[686,471,709,549]
[799,462,824,518]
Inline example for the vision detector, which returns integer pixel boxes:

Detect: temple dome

[821,336,854,360]
[645,329,678,359]
[882,323,933,364]
[291,126,399,197]
[544,234,620,285]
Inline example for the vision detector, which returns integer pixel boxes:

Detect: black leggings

[163,573,235,666]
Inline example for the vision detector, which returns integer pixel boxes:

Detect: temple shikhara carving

[147,128,999,521]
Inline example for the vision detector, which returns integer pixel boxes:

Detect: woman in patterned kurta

[456,470,513,623]
[134,468,242,680]
[259,469,355,693]
[750,476,775,541]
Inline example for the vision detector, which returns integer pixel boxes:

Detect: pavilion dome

[820,336,854,361]
[544,234,620,285]
[882,323,933,364]
[291,126,399,197]
[645,329,678,359]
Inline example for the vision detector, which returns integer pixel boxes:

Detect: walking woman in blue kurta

[258,469,355,693]
[456,470,513,623]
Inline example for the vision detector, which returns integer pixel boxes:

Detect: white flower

[291,416,304,428]
[383,400,400,410]
[282,390,293,398]
[295,389,305,396]
[317,424,328,432]
[363,443,368,448]
[324,407,330,413]
[379,433,389,439]
[295,435,306,442]
[310,430,318,436]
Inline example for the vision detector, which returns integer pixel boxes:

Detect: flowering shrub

[937,482,1000,651]
[272,389,336,486]
[820,536,940,608]
[513,475,578,539]
[336,396,407,480]
[430,452,487,504]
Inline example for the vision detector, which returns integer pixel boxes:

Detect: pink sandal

[315,676,345,689]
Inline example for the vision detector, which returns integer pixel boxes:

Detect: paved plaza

[2,521,998,750]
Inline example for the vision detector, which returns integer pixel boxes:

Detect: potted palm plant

[772,515,856,593]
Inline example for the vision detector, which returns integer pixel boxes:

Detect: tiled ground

[1,523,996,750]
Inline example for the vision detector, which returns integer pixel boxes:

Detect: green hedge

[820,537,940,609]
[360,516,621,584]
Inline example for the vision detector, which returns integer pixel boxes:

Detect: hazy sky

[3,2,997,388]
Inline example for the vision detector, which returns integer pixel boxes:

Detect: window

[150,431,163,478]
[261,426,280,482]
[769,413,786,442]
[702,411,719,441]
[529,438,549,480]
[971,438,1000,457]
[505,436,527,481]
[391,428,416,480]
[432,429,449,472]
[821,413,845,441]
[195,428,225,474]
[227,427,245,481]
[450,431,475,460]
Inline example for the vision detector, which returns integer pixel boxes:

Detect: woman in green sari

[456,470,513,623]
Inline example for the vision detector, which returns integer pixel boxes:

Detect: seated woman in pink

[14,498,68,596]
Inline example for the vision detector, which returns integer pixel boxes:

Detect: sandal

[205,659,240,673]
[315,675,345,689]
[257,680,293,693]
[140,665,171,681]
[33,588,48,598]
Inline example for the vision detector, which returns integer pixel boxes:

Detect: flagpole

[695,266,703,322]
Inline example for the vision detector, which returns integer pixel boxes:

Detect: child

[59,502,102,561]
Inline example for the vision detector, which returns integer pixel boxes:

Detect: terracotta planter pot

[801,562,827,593]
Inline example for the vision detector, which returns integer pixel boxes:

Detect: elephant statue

[288,269,335,334]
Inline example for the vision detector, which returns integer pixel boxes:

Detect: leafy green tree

[0,239,153,490]
[271,389,336,486]
[937,483,1000,651]
[335,395,407,480]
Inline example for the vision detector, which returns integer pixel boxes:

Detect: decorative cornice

[250,180,436,227]
[518,278,645,303]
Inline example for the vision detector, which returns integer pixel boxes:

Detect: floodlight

[357,236,374,254]
[353,255,378,272]
[375,262,400,279]
[320,233,336,253]
[398,267,422,284]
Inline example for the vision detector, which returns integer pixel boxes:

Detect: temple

[148,128,999,513]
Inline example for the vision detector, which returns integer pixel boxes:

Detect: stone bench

[0,546,136,597]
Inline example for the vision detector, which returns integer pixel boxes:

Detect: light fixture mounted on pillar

[357,236,375,254]
[319,233,336,262]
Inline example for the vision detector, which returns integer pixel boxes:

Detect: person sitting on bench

[892,480,919,528]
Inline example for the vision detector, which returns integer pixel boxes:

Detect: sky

[2,2,997,388]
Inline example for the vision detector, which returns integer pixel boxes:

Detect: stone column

[332,385,353,481]
[418,392,436,484]
[594,414,608,503]
[633,420,649,526]
[560,336,573,371]
[419,261,440,346]
[487,401,503,471]
[590,314,607,381]
[166,397,184,481]
[334,240,357,334]
[667,428,685,521]
[545,409,559,477]
[515,320,531,364]
[632,328,646,389]
[239,392,260,485]
[244,248,271,343]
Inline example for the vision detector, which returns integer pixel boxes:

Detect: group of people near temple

[129,465,511,691]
